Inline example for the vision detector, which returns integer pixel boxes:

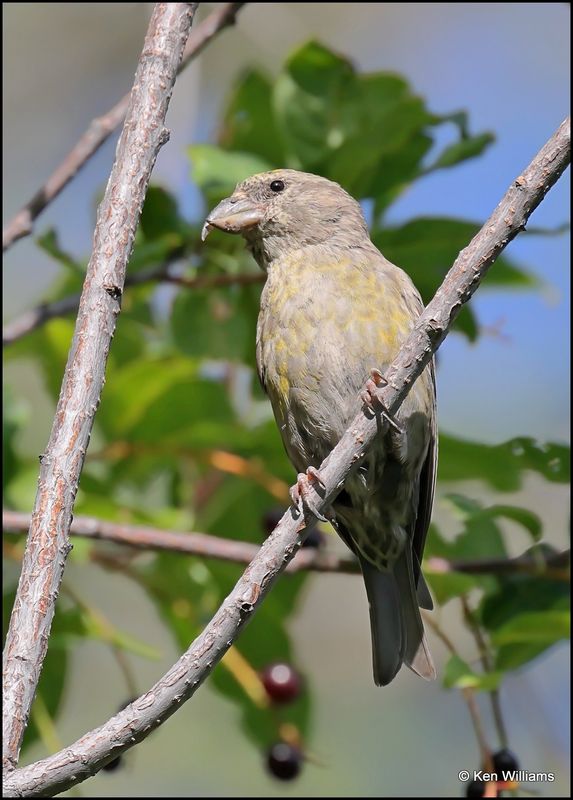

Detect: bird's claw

[361,368,402,433]
[290,467,328,523]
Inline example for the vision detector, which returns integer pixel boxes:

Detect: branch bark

[3,117,569,798]
[4,509,569,579]
[2,2,245,252]
[2,2,197,774]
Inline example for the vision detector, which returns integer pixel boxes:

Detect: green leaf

[491,611,569,646]
[426,132,495,171]
[36,229,84,276]
[443,654,502,691]
[432,110,470,137]
[481,570,569,632]
[368,132,433,215]
[221,69,285,165]
[98,356,237,450]
[426,570,479,605]
[4,317,73,400]
[106,302,151,369]
[273,41,358,167]
[171,282,261,365]
[483,505,542,542]
[428,496,545,607]
[140,186,186,241]
[129,233,184,272]
[495,642,552,671]
[140,553,213,650]
[98,357,196,438]
[3,387,27,491]
[286,40,355,95]
[372,217,536,340]
[356,72,411,120]
[444,495,542,549]
[442,494,507,560]
[130,381,235,446]
[326,97,430,196]
[424,496,539,603]
[373,218,537,300]
[480,567,569,671]
[3,461,40,511]
[439,435,570,490]
[189,145,272,198]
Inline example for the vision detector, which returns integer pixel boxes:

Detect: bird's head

[202,169,370,269]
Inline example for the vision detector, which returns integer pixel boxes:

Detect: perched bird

[202,170,436,686]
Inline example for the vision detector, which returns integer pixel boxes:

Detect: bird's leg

[289,466,328,523]
[361,368,402,433]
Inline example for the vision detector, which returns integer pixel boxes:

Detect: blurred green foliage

[3,41,569,768]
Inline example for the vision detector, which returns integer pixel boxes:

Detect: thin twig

[112,647,139,702]
[2,509,358,574]
[461,597,510,750]
[425,552,569,581]
[489,692,509,751]
[421,611,459,656]
[3,509,569,578]
[3,118,569,798]
[2,263,264,346]
[1,3,197,774]
[2,3,246,252]
[462,688,494,770]
[422,613,493,768]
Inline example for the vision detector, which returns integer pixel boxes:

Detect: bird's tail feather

[359,555,404,686]
[359,547,436,686]
[414,556,434,611]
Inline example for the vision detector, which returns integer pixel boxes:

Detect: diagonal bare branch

[2,3,246,252]
[3,117,569,799]
[1,2,197,774]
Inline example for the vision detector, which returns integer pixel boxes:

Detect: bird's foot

[361,368,402,433]
[289,467,328,523]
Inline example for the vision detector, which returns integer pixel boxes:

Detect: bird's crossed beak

[201,194,264,242]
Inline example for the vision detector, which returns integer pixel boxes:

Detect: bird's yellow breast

[257,251,416,418]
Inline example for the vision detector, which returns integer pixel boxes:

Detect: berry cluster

[260,661,305,781]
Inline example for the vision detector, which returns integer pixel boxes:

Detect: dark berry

[466,779,485,797]
[102,755,123,773]
[261,663,302,704]
[493,748,519,774]
[262,509,283,537]
[266,742,302,781]
[302,528,324,549]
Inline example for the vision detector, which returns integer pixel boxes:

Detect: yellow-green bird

[203,169,436,686]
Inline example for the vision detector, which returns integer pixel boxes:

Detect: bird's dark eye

[270,179,285,193]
